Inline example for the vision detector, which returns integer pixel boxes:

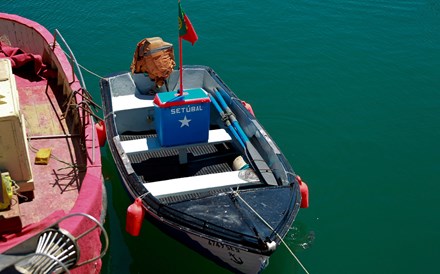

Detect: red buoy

[126,197,145,236]
[296,176,309,208]
[241,100,255,116]
[95,120,106,147]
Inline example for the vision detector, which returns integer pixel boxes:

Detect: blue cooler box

[153,88,211,147]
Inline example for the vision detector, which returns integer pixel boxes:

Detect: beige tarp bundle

[130,37,175,87]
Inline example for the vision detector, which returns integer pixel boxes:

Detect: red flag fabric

[178,2,198,45]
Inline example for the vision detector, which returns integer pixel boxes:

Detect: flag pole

[178,0,197,96]
[179,36,183,96]
[178,0,183,96]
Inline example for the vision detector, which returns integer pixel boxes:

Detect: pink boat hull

[0,13,106,273]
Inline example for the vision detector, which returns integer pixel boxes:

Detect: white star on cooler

[179,115,191,127]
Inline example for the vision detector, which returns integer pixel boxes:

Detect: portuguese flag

[178,2,198,45]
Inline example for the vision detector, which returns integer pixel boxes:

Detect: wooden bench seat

[143,170,257,198]
[120,128,232,164]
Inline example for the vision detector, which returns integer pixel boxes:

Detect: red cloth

[0,42,46,75]
[178,2,198,45]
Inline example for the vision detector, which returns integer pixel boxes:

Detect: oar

[214,90,249,143]
[208,93,245,148]
[214,89,278,186]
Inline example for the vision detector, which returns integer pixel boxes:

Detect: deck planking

[13,75,79,227]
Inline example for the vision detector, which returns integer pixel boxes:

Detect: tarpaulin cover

[0,42,47,77]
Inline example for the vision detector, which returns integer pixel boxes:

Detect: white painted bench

[144,170,257,198]
[120,128,232,164]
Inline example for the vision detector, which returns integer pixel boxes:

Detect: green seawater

[2,1,440,273]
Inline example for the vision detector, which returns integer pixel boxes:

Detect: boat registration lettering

[170,105,203,115]
[208,240,241,253]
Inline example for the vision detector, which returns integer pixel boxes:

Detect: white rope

[233,191,310,274]
[50,42,105,79]
[9,177,28,201]
[76,62,104,79]
[137,191,150,200]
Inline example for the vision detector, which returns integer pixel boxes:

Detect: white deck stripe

[120,128,231,154]
[144,171,255,197]
[112,94,154,112]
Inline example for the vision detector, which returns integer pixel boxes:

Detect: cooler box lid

[153,88,210,108]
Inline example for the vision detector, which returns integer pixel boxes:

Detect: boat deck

[120,130,252,203]
[121,131,238,182]
[11,74,81,227]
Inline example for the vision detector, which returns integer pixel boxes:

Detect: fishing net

[130,37,175,88]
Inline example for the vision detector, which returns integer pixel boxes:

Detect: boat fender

[241,100,255,116]
[95,120,106,147]
[126,197,145,236]
[266,240,277,252]
[296,176,309,208]
[232,156,249,170]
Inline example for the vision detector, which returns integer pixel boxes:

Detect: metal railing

[52,29,100,164]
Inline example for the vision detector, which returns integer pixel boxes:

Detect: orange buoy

[241,100,255,116]
[95,120,106,147]
[126,197,145,236]
[296,176,309,208]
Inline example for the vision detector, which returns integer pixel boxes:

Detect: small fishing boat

[0,13,108,273]
[101,38,308,273]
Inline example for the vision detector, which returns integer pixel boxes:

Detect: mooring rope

[136,191,150,200]
[51,43,105,80]
[233,191,310,274]
[76,61,104,79]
